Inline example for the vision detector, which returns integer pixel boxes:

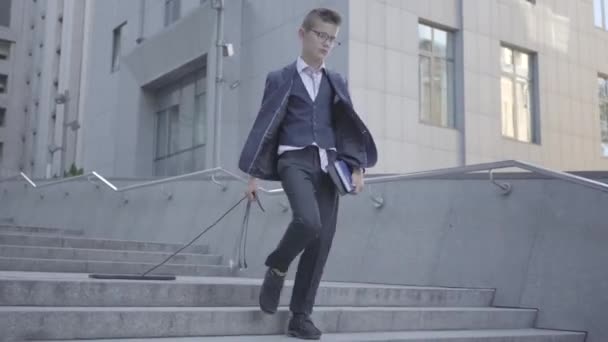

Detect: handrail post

[20,172,36,188]
[92,171,118,191]
[488,169,512,195]
[211,173,228,192]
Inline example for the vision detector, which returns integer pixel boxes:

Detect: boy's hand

[352,169,364,194]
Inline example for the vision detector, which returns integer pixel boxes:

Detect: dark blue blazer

[238,61,378,181]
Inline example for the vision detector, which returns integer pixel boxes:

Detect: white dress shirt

[277,56,336,172]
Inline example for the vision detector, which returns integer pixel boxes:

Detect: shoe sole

[258,296,277,314]
[259,306,276,314]
[287,331,321,340]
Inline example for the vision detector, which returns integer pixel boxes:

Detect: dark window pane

[111,23,125,72]
[0,0,11,27]
[0,74,7,94]
[0,40,10,60]
[156,111,168,158]
[194,93,206,145]
[169,106,180,154]
[165,0,181,26]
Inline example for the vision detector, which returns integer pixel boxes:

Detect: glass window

[154,68,206,176]
[514,51,530,78]
[0,0,11,27]
[501,77,515,138]
[500,45,537,143]
[194,73,206,146]
[598,75,608,156]
[0,107,5,126]
[418,23,455,128]
[111,22,126,72]
[515,80,532,141]
[501,47,514,73]
[433,30,448,58]
[595,0,604,27]
[0,40,10,60]
[156,110,168,158]
[169,105,180,154]
[0,74,7,94]
[418,24,432,52]
[594,0,608,30]
[194,90,206,146]
[419,56,431,123]
[164,0,181,27]
[0,142,3,165]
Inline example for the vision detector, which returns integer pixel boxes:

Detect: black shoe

[287,314,322,340]
[259,268,285,314]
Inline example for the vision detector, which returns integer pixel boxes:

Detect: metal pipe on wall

[212,0,224,168]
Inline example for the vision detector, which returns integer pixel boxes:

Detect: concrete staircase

[0,225,586,341]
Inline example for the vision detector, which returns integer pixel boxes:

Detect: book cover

[334,160,354,193]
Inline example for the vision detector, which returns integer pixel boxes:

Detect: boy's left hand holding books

[352,169,364,194]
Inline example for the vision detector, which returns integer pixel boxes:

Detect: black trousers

[265,146,340,315]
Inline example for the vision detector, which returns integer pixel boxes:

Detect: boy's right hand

[246,177,258,201]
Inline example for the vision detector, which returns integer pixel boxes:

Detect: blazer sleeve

[341,76,366,174]
[238,71,277,177]
[260,72,277,107]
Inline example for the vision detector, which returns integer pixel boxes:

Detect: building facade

[0,0,86,178]
[4,0,608,178]
[0,0,27,178]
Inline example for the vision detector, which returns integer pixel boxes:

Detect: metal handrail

[1,167,283,194]
[365,160,608,193]
[3,160,608,195]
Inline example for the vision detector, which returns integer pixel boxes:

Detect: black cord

[141,194,263,277]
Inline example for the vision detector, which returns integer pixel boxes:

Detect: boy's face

[299,18,340,63]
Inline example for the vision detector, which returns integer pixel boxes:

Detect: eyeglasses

[309,29,341,46]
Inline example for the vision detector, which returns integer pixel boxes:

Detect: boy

[238,7,377,340]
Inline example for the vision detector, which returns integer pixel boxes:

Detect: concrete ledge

[0,256,232,276]
[0,225,83,236]
[31,329,586,342]
[0,244,222,264]
[0,233,209,254]
[0,276,494,307]
[0,306,538,340]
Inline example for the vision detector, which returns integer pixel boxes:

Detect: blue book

[328,159,354,195]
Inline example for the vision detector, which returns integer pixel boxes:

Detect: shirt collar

[297,56,325,74]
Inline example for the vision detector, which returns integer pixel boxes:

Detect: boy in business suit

[238,8,377,340]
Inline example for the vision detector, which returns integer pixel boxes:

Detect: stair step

[0,224,83,236]
[30,329,586,342]
[0,244,223,265]
[0,273,494,307]
[0,306,538,340]
[0,256,233,276]
[0,233,209,253]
